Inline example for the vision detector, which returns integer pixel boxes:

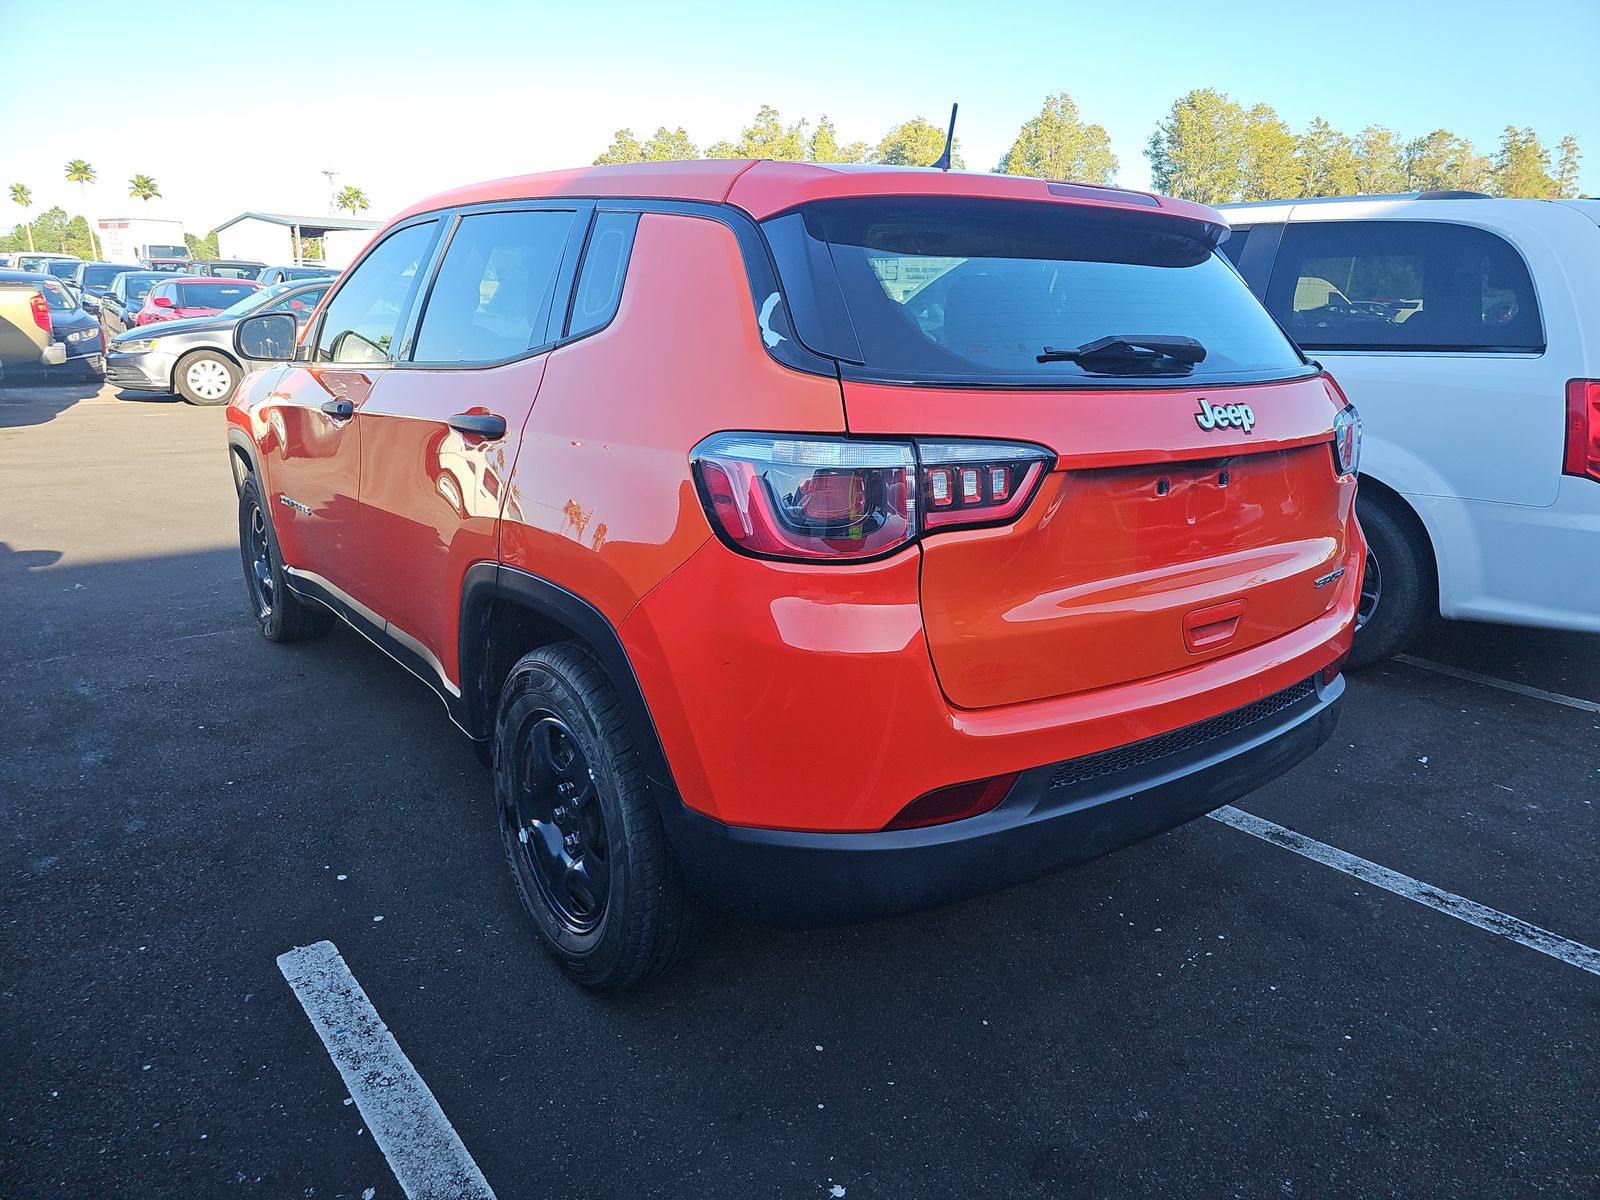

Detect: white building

[214,212,382,270]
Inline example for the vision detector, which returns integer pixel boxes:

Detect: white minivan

[1219,194,1600,665]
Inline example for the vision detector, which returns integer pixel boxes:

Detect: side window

[269,284,331,319]
[410,209,578,365]
[1219,227,1250,268]
[315,220,438,364]
[566,212,639,338]
[1265,220,1543,352]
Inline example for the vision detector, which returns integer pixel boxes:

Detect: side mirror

[151,294,174,308]
[237,312,298,362]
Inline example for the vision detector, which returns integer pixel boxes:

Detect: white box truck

[96,218,190,271]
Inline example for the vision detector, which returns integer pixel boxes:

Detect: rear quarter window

[763,197,1309,387]
[1264,220,1544,353]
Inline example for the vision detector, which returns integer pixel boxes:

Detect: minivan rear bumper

[662,673,1343,927]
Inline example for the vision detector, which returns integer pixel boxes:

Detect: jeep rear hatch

[763,196,1356,709]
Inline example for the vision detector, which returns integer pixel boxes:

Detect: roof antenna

[930,103,958,171]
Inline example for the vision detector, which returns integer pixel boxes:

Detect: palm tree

[335,185,370,216]
[9,182,35,252]
[65,159,100,259]
[128,174,161,202]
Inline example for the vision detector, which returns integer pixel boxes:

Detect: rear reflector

[1565,380,1600,484]
[884,773,1019,831]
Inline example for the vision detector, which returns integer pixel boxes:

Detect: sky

[4,0,1595,234]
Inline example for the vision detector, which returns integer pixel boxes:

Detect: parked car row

[0,269,104,377]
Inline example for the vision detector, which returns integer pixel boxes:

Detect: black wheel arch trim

[459,563,684,807]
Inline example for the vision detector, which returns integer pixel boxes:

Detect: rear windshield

[764,198,1309,386]
[178,282,258,309]
[147,245,187,259]
[125,274,162,300]
[82,265,133,287]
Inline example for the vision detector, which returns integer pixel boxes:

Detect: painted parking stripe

[1394,654,1600,715]
[1208,806,1600,978]
[277,940,497,1200]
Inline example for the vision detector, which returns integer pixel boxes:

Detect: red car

[134,276,262,326]
[226,160,1364,990]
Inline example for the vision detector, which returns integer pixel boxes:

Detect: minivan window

[410,209,578,364]
[1264,220,1544,353]
[764,198,1308,386]
[316,220,438,364]
[567,212,639,339]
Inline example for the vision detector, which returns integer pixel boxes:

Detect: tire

[1348,491,1433,670]
[175,350,240,406]
[237,474,335,642]
[495,642,711,990]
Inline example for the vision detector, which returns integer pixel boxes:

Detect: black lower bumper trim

[661,674,1344,927]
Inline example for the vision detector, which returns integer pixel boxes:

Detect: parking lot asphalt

[3,379,1597,1200]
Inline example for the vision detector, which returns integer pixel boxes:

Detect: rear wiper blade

[1037,334,1207,366]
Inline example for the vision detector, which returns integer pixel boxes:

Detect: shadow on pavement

[0,372,106,429]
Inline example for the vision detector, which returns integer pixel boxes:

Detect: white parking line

[277,941,497,1200]
[1394,654,1600,714]
[1208,806,1600,978]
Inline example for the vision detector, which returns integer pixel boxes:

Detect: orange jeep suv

[227,160,1363,990]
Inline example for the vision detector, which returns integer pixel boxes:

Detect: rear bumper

[663,673,1344,926]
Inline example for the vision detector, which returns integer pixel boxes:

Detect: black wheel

[1347,491,1433,669]
[495,642,710,990]
[175,350,239,405]
[237,475,334,643]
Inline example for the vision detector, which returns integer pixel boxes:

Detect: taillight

[884,772,1019,831]
[1332,405,1361,477]
[918,441,1052,529]
[1565,380,1600,483]
[30,292,51,333]
[690,435,1053,562]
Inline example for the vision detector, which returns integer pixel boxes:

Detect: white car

[1218,194,1600,665]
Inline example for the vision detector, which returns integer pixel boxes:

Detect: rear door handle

[320,399,353,419]
[447,412,507,439]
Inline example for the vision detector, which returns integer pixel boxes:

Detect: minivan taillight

[1565,380,1600,483]
[30,292,51,333]
[690,435,1053,562]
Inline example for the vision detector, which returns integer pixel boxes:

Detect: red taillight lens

[691,436,1055,562]
[30,292,51,332]
[1565,380,1600,484]
[884,772,1019,831]
[917,441,1051,530]
[690,435,918,561]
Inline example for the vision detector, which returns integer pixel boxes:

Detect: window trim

[1264,217,1546,356]
[396,199,595,371]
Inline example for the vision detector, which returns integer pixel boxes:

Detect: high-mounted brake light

[690,435,1053,562]
[1565,380,1600,484]
[1332,405,1361,478]
[30,292,51,333]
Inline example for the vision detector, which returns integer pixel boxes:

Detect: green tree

[184,230,221,260]
[9,182,35,252]
[1295,118,1358,197]
[335,185,370,215]
[64,159,100,258]
[809,116,868,164]
[1353,125,1407,194]
[128,174,161,202]
[996,92,1116,183]
[706,105,810,161]
[1145,88,1246,203]
[1403,129,1492,192]
[1239,103,1299,201]
[1492,126,1556,197]
[1554,135,1582,198]
[640,126,699,161]
[873,116,963,168]
[594,128,645,165]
